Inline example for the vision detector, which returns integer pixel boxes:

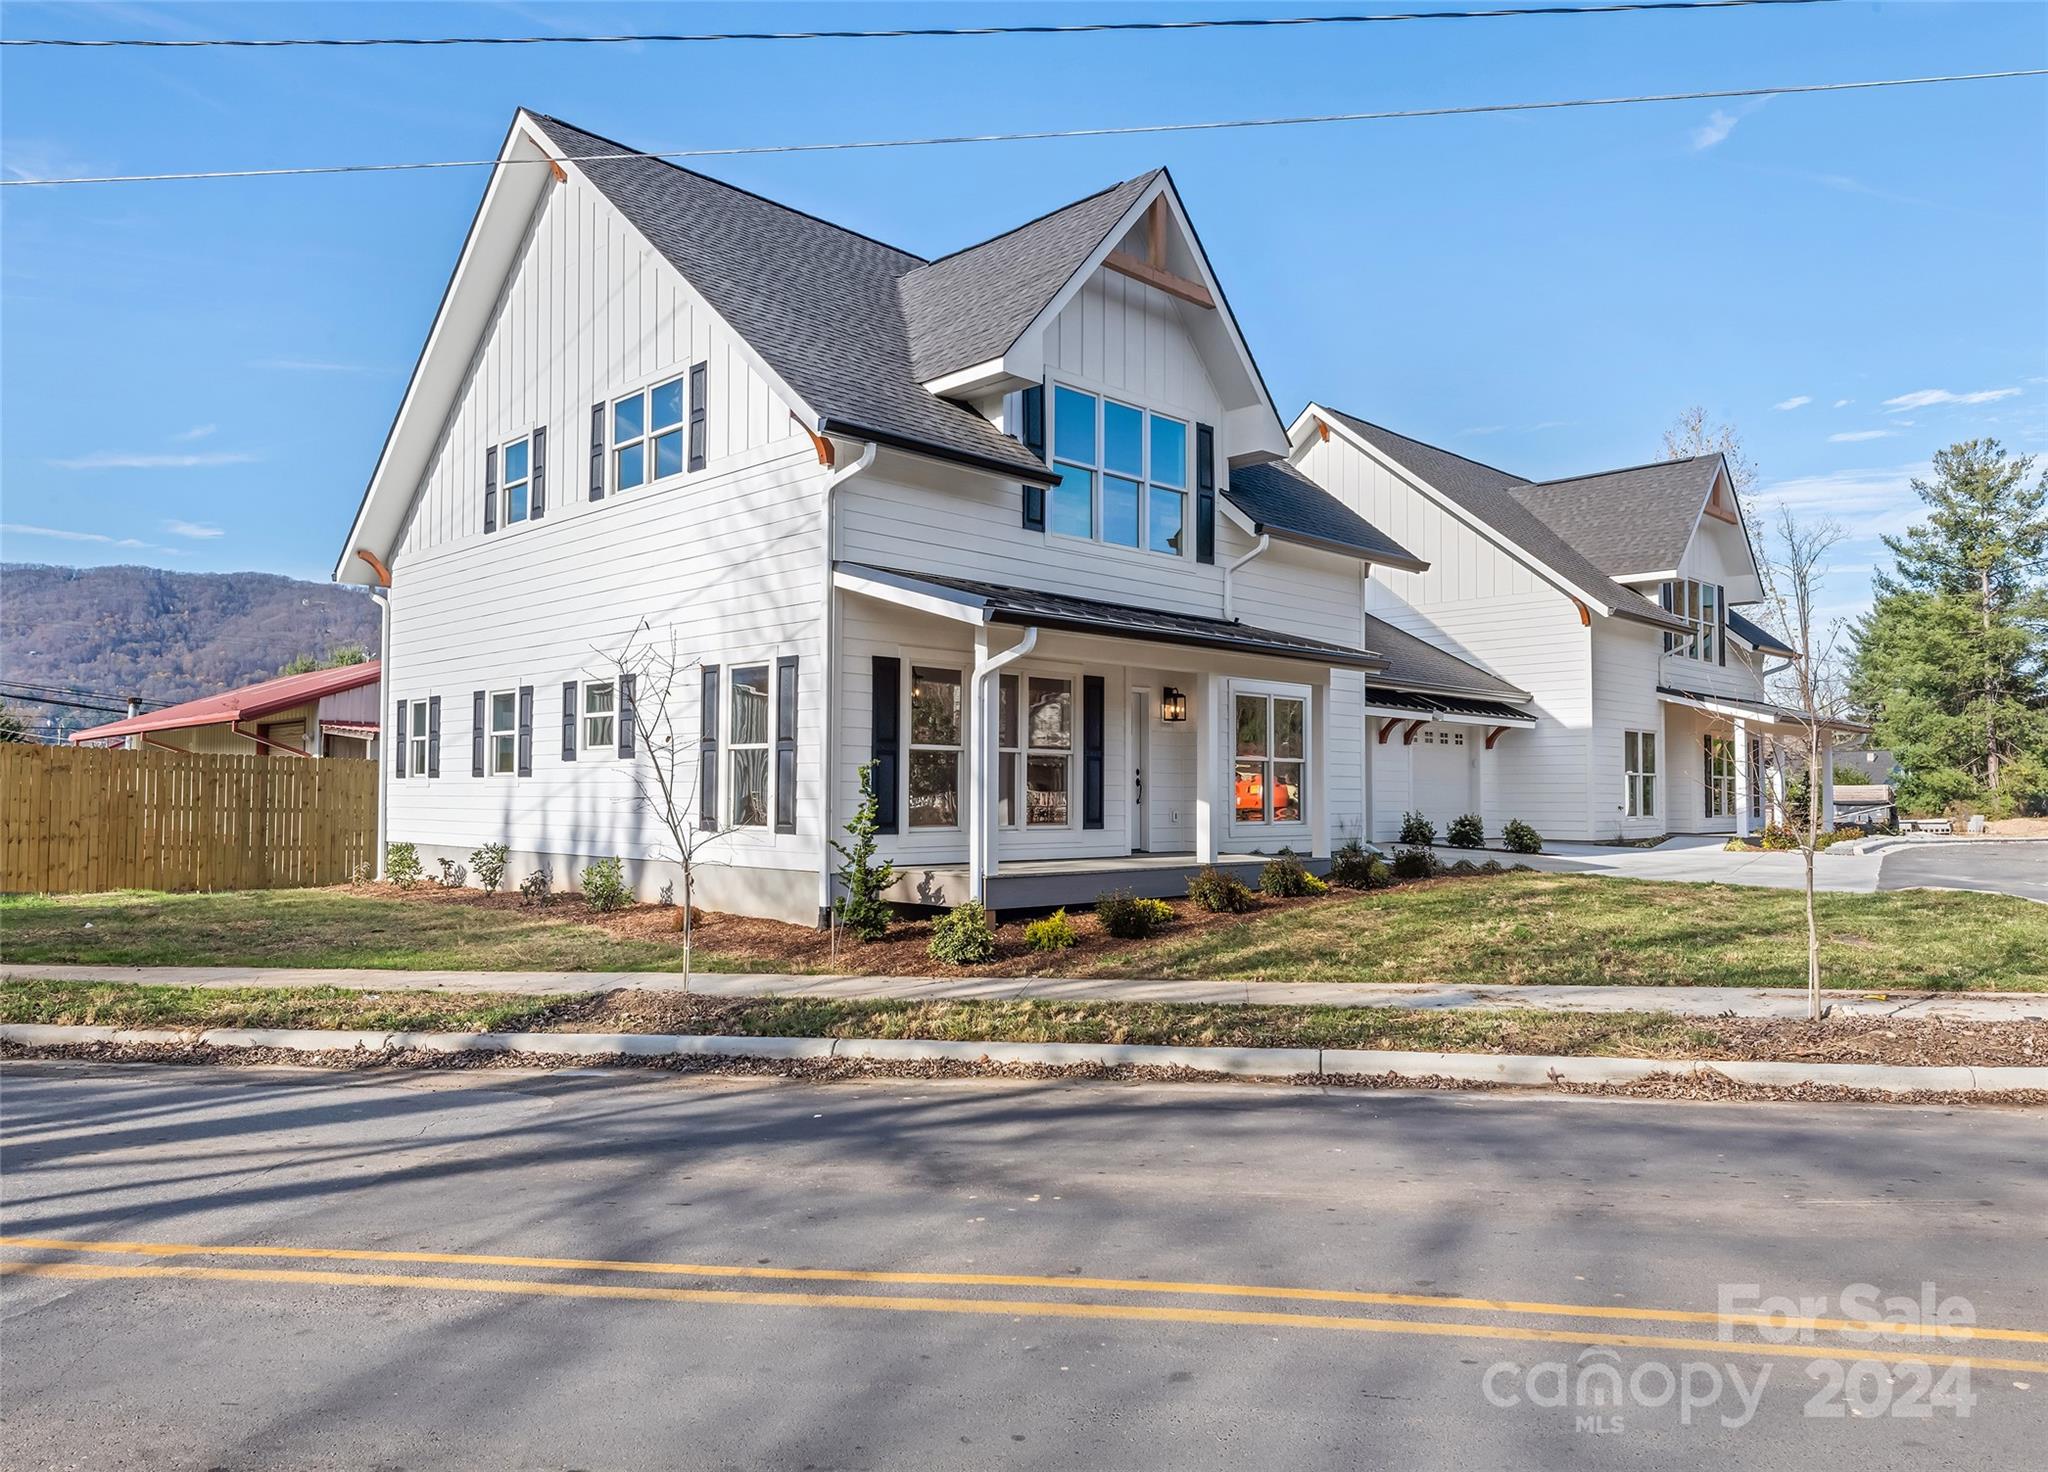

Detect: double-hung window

[1624,731,1657,818]
[908,666,963,829]
[729,666,770,827]
[488,691,517,775]
[1022,676,1072,826]
[1234,691,1306,824]
[409,700,429,776]
[499,435,533,524]
[1048,385,1188,557]
[583,681,616,754]
[612,375,685,492]
[1704,735,1736,818]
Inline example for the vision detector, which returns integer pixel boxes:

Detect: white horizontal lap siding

[399,171,804,560]
[1591,620,1667,839]
[1223,535,1365,648]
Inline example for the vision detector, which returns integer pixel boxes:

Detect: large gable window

[612,375,686,492]
[1660,579,1726,664]
[1049,385,1187,558]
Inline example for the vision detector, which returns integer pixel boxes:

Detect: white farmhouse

[336,111,1550,922]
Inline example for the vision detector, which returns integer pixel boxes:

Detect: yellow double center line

[5,1235,2045,1374]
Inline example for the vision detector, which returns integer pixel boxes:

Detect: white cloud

[49,450,258,470]
[1829,430,1897,443]
[163,519,223,539]
[1882,387,2021,411]
[1751,462,1927,538]
[1773,396,1812,411]
[170,424,217,442]
[1833,399,1853,408]
[1,522,147,547]
[1691,109,1740,151]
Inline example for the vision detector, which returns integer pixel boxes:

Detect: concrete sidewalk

[6,962,2041,1021]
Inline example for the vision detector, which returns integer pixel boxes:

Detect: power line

[0,1,1837,49]
[4,69,2040,189]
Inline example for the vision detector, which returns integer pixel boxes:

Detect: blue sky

[4,0,2045,634]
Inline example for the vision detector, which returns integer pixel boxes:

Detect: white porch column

[1193,671,1221,863]
[1310,680,1331,858]
[1733,719,1751,839]
[967,625,991,900]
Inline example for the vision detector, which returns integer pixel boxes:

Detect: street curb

[4,1023,2041,1095]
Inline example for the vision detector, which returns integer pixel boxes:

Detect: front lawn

[3,871,2043,990]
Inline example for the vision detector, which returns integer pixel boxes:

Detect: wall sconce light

[1161,687,1188,723]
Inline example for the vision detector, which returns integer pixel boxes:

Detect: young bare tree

[1756,506,1856,1020]
[603,626,732,990]
[1662,405,1759,498]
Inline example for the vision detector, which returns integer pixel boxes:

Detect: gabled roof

[1727,608,1799,658]
[1507,455,1723,579]
[527,114,1054,486]
[1361,615,1529,703]
[70,662,381,744]
[1317,408,1689,634]
[1226,462,1427,570]
[898,172,1162,383]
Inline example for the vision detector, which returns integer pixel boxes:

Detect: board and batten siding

[1590,619,1667,840]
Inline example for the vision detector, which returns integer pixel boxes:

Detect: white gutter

[1222,533,1270,622]
[967,626,1038,906]
[817,440,878,926]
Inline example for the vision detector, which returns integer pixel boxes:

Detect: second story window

[500,435,532,524]
[1049,385,1188,558]
[612,375,685,492]
[1660,579,1726,664]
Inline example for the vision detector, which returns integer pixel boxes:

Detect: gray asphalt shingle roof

[1507,456,1722,578]
[1360,615,1529,702]
[1225,461,1426,568]
[1319,408,1691,634]
[898,173,1160,383]
[530,114,1057,485]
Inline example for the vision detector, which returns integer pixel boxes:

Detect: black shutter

[1082,675,1105,830]
[1661,581,1676,654]
[775,655,799,834]
[427,696,441,778]
[687,362,708,472]
[394,698,407,778]
[1019,384,1046,531]
[1194,423,1216,565]
[589,403,605,500]
[471,691,485,776]
[618,673,636,758]
[698,666,719,830]
[517,685,533,778]
[561,681,577,761]
[1717,585,1727,667]
[530,426,547,519]
[484,446,498,535]
[870,656,900,835]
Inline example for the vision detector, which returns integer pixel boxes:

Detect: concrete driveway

[1879,841,2048,903]
[1432,834,1883,893]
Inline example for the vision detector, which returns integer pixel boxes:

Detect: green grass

[0,979,569,1032]
[0,889,770,973]
[1077,873,2048,991]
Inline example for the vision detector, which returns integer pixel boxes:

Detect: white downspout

[1223,533,1270,622]
[371,585,391,879]
[968,625,1038,906]
[817,439,878,925]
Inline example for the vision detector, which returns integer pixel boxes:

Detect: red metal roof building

[70,662,381,759]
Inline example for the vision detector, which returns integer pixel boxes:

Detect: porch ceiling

[835,562,1389,671]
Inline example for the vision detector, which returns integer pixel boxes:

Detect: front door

[1130,690,1151,853]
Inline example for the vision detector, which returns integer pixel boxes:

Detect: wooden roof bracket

[1104,197,1215,309]
[1401,719,1427,745]
[1485,725,1511,750]
[355,548,392,588]
[1377,717,1402,745]
[1315,417,1330,443]
[1570,597,1591,628]
[523,132,568,183]
[791,412,836,468]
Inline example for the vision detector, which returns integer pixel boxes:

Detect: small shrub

[581,856,630,913]
[519,865,554,907]
[1500,818,1543,855]
[1327,839,1377,890]
[1478,858,1506,875]
[1398,810,1436,847]
[1758,824,1800,851]
[1096,890,1174,939]
[1187,866,1258,912]
[1023,908,1079,951]
[384,841,422,889]
[1258,850,1320,898]
[348,859,373,884]
[436,857,467,889]
[1391,846,1440,881]
[658,880,675,907]
[929,901,998,964]
[1445,814,1485,849]
[1360,854,1394,889]
[469,842,510,895]
[1445,859,1480,876]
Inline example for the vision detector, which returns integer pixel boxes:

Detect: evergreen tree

[832,761,897,942]
[1849,439,2048,813]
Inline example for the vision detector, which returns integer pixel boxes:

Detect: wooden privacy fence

[1,744,378,894]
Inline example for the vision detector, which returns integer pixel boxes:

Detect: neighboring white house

[71,662,381,759]
[1287,406,1860,842]
[333,110,1540,924]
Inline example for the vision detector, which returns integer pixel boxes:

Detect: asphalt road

[2,1063,2043,1470]
[1880,842,2048,904]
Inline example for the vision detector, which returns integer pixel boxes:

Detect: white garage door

[1411,724,1473,829]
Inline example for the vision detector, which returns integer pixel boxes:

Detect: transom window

[1624,730,1657,818]
[908,666,963,829]
[1661,579,1726,663]
[730,666,770,827]
[1048,385,1188,557]
[583,681,616,753]
[489,690,517,775]
[1234,691,1306,824]
[409,700,428,776]
[500,435,533,524]
[612,375,685,492]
